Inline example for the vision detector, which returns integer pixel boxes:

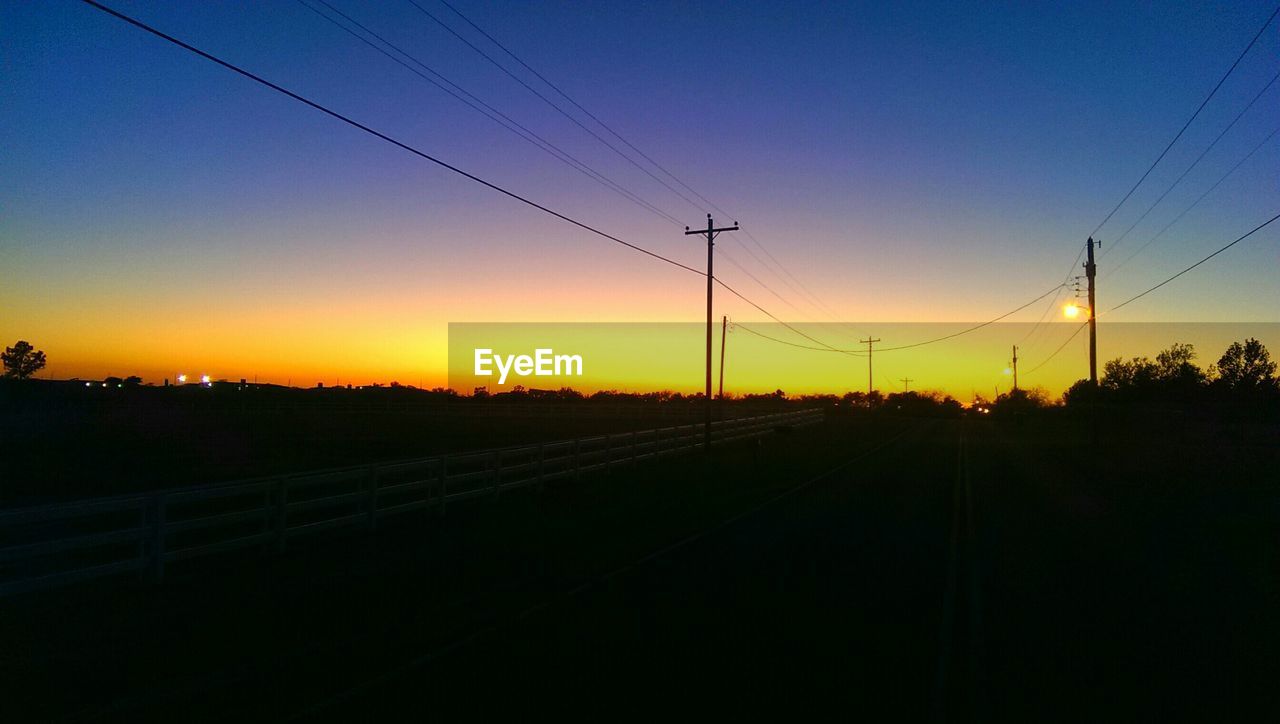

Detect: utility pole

[900,377,913,392]
[718,315,728,400]
[1011,344,1019,392]
[860,337,880,396]
[686,214,739,452]
[1085,237,1098,384]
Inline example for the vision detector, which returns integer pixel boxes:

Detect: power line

[718,240,873,343]
[717,249,811,318]
[298,0,685,228]
[714,278,864,356]
[429,1,864,330]
[80,0,873,361]
[729,283,1065,355]
[1018,285,1068,348]
[403,0,707,213]
[722,235,827,318]
[322,0,844,329]
[733,322,866,355]
[1106,123,1280,280]
[1087,2,1279,239]
[1104,67,1280,259]
[1018,241,1088,353]
[1106,212,1280,314]
[737,227,851,324]
[872,284,1065,352]
[78,0,702,277]
[1025,213,1280,375]
[1024,323,1085,381]
[436,0,731,218]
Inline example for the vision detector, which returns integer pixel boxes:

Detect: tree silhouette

[1100,355,1158,393]
[1155,342,1205,386]
[3,340,46,379]
[1213,338,1277,391]
[993,386,1052,413]
[1063,338,1277,415]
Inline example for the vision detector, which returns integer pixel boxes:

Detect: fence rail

[0,408,823,597]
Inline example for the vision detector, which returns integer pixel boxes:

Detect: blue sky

[1,0,1277,385]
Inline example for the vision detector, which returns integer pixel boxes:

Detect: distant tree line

[7,336,1275,419]
[1059,337,1276,409]
[3,340,46,379]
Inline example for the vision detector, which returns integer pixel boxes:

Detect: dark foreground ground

[3,413,1278,722]
[0,381,771,504]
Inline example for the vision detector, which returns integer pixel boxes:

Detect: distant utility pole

[686,214,739,452]
[860,337,881,395]
[900,377,913,392]
[1085,237,1099,384]
[1011,344,1019,392]
[718,315,728,400]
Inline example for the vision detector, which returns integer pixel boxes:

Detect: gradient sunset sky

[2,1,1277,397]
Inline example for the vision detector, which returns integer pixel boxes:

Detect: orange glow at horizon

[5,233,1277,400]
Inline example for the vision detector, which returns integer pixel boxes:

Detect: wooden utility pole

[718,315,728,399]
[686,214,739,452]
[1011,344,1019,392]
[1085,237,1098,384]
[860,337,881,395]
[900,377,913,392]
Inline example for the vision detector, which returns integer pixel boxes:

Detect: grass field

[2,411,1277,721]
[0,382,789,504]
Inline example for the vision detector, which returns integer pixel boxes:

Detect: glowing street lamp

[1063,303,1082,319]
[177,374,188,384]
[200,374,211,385]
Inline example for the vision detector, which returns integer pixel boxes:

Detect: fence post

[536,444,546,493]
[147,494,166,584]
[366,466,379,531]
[136,499,149,576]
[438,456,449,516]
[573,438,581,481]
[261,483,273,552]
[274,478,288,552]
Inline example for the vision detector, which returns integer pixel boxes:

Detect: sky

[2,0,1277,397]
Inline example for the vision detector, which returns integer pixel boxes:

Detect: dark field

[3,410,1278,721]
[0,381,773,504]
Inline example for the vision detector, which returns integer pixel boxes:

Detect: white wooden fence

[0,408,822,596]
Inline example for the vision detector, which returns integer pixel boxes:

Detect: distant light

[85,382,92,387]
[177,374,187,383]
[201,374,211,384]
[1063,303,1081,319]
[1003,367,1013,376]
